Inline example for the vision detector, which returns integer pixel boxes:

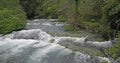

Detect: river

[0,19,111,63]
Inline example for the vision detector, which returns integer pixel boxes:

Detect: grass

[64,24,80,31]
[47,29,105,42]
[101,60,108,63]
[85,37,105,42]
[59,42,104,56]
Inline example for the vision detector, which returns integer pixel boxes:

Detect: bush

[64,24,80,31]
[104,33,120,59]
[82,21,100,31]
[0,0,26,34]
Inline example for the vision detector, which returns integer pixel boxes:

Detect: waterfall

[0,29,111,63]
[0,19,111,63]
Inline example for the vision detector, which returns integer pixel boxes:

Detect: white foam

[0,28,111,63]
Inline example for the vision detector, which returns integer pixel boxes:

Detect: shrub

[64,24,80,31]
[0,0,26,34]
[104,33,120,59]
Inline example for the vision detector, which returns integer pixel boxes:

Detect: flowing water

[0,19,111,63]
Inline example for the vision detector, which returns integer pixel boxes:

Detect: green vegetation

[104,33,120,59]
[0,0,26,34]
[49,39,55,43]
[101,60,108,63]
[20,0,120,40]
[0,0,120,61]
[20,0,59,19]
[59,42,104,56]
[64,24,80,31]
[19,0,120,60]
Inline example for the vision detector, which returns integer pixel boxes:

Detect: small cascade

[3,29,53,42]
[86,41,112,48]
[0,29,111,63]
[74,52,110,63]
[0,19,112,63]
[55,36,113,49]
[55,37,86,44]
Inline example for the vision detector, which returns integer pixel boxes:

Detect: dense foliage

[104,33,120,62]
[0,0,26,34]
[20,0,59,19]
[20,0,120,40]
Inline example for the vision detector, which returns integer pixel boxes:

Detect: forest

[0,0,120,63]
[20,0,120,39]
